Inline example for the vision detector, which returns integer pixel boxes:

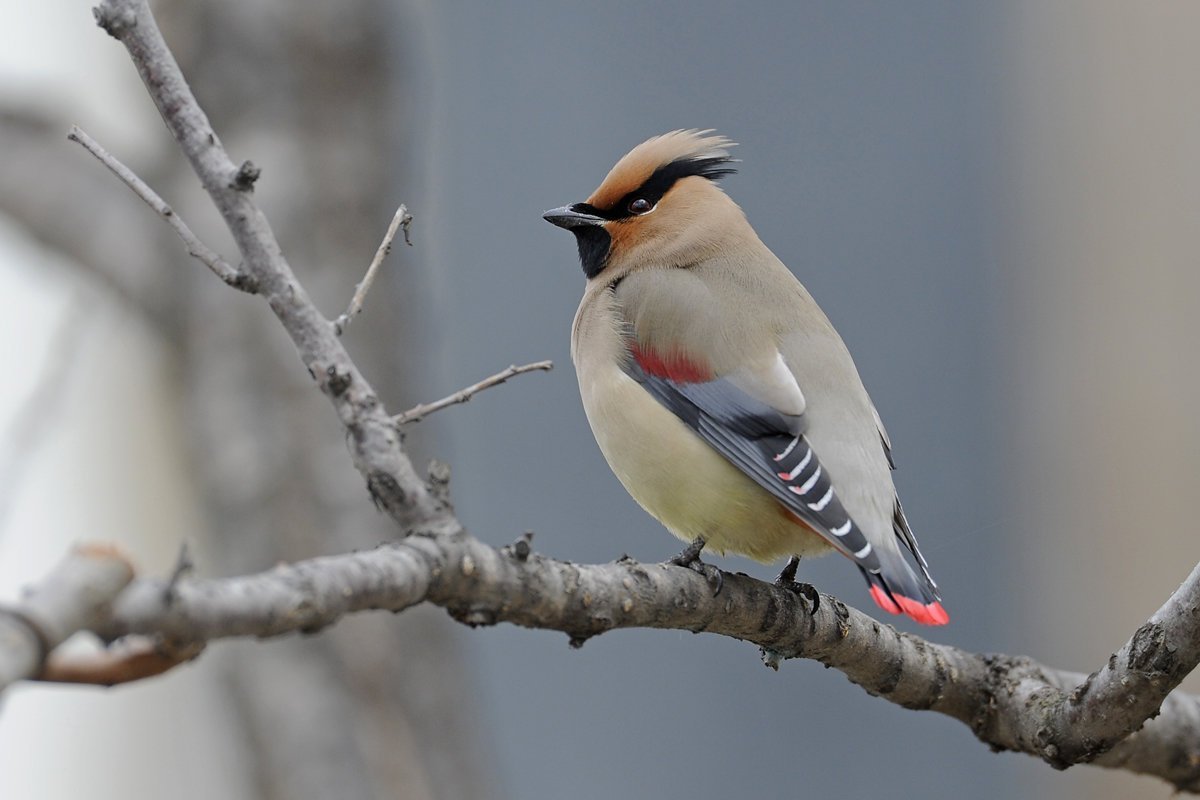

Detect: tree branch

[67,126,256,293]
[393,361,555,425]
[0,544,134,688]
[91,0,449,532]
[0,109,172,328]
[36,636,203,686]
[333,203,412,335]
[4,534,1175,793]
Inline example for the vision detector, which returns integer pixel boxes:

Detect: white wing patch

[726,351,805,417]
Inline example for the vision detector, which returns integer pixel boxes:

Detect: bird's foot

[773,555,801,588]
[668,536,723,596]
[772,555,820,616]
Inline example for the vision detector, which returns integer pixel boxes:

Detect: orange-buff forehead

[587,130,734,212]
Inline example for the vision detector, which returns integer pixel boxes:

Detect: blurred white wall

[0,4,251,798]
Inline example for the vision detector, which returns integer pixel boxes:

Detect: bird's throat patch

[573,226,611,279]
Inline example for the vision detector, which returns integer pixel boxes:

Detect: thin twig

[393,361,554,426]
[66,125,257,294]
[333,204,412,335]
[0,111,173,328]
[333,205,411,334]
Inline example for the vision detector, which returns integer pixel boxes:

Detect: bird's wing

[625,340,947,625]
[623,344,884,573]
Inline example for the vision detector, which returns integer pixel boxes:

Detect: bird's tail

[859,553,948,626]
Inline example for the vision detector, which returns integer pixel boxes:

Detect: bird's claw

[668,537,723,596]
[669,537,706,568]
[773,555,801,588]
[773,555,819,616]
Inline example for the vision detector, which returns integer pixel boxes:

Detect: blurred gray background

[1,2,1197,799]
[422,3,1014,798]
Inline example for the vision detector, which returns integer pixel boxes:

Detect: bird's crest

[586,130,737,214]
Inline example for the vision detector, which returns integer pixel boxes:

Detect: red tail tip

[895,595,950,626]
[868,585,902,615]
[869,586,949,626]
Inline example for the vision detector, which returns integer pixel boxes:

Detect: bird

[542,130,948,626]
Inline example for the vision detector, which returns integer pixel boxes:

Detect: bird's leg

[761,555,821,669]
[772,555,820,616]
[773,555,801,587]
[669,536,707,568]
[667,536,723,596]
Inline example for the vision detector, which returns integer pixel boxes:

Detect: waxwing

[543,130,947,625]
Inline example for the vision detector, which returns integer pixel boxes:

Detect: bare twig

[37,636,203,686]
[0,300,90,534]
[393,361,554,426]
[162,541,194,605]
[0,544,134,690]
[67,125,256,294]
[0,110,172,327]
[333,204,412,335]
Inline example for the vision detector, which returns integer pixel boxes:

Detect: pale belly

[579,364,832,563]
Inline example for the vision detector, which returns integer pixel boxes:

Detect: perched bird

[543,130,948,625]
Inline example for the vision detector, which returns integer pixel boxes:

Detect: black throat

[572,226,611,279]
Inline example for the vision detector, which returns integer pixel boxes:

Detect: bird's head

[544,130,744,281]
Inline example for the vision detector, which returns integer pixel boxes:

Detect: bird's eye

[628,197,653,215]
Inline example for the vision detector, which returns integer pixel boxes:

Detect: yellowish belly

[579,365,831,563]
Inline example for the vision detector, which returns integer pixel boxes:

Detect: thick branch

[70,535,1200,791]
[92,0,449,533]
[1033,561,1200,766]
[0,544,134,689]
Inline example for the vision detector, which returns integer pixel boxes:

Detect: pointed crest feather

[587,129,738,211]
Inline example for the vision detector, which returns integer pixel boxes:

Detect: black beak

[542,204,604,230]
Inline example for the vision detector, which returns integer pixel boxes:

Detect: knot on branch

[504,532,534,562]
[366,471,405,512]
[230,160,261,191]
[93,3,137,38]
[428,460,452,509]
[325,365,352,397]
[227,271,259,294]
[447,605,497,628]
[1127,621,1179,679]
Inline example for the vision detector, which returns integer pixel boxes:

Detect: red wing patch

[631,343,712,384]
